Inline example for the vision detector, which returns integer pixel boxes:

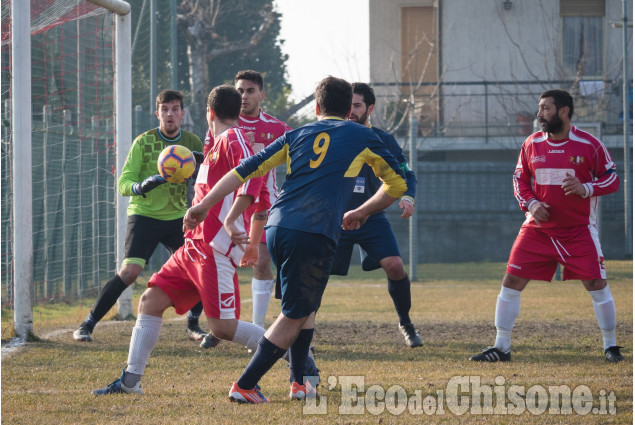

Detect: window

[560,0,605,77]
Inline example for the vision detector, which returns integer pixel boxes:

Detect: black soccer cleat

[186,323,207,341]
[604,346,624,363]
[470,346,511,362]
[399,323,423,348]
[200,333,221,349]
[73,323,93,342]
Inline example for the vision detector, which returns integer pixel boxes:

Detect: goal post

[87,0,135,319]
[11,0,33,339]
[8,0,132,338]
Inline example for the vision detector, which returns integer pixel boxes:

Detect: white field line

[1,297,255,359]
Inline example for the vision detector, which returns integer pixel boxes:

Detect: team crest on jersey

[211,152,218,162]
[570,156,584,165]
[220,293,235,309]
[260,132,275,140]
[530,155,546,163]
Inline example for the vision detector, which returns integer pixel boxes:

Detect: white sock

[232,320,266,351]
[232,320,291,361]
[589,285,617,349]
[126,314,162,376]
[494,286,522,352]
[252,278,274,328]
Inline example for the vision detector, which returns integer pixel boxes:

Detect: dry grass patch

[1,269,632,424]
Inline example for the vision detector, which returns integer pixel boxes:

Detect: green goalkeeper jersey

[118,128,203,220]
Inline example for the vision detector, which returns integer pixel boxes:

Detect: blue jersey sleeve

[375,128,417,202]
[233,134,289,182]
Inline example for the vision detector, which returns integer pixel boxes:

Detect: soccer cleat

[290,381,317,400]
[470,346,511,362]
[73,324,93,342]
[200,333,221,349]
[399,323,423,348]
[186,323,207,341]
[92,369,143,395]
[604,346,624,362]
[228,382,269,404]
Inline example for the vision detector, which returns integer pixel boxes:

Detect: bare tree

[491,0,624,132]
[177,1,275,134]
[372,26,451,140]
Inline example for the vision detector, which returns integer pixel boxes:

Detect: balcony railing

[373,80,632,141]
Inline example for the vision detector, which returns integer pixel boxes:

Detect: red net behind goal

[2,0,118,308]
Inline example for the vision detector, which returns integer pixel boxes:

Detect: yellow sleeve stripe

[344,147,407,198]
[234,144,289,182]
[232,168,246,183]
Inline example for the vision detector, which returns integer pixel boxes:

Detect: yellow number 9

[310,132,330,168]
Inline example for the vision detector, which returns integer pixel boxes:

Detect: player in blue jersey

[183,76,408,403]
[330,82,422,348]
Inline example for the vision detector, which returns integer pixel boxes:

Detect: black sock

[387,275,412,326]
[289,329,314,384]
[187,302,204,327]
[88,274,129,328]
[237,336,285,390]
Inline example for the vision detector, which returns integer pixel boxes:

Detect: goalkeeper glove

[192,151,205,164]
[132,175,166,198]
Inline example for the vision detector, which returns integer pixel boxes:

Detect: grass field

[1,262,632,424]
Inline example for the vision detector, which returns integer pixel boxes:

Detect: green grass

[1,262,632,424]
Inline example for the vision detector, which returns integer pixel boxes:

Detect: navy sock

[387,275,412,326]
[187,302,204,326]
[289,329,314,384]
[83,312,97,330]
[88,274,128,328]
[237,336,285,390]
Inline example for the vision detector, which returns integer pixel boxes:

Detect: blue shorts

[330,215,400,276]
[267,226,336,319]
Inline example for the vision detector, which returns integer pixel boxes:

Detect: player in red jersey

[203,70,291,333]
[470,89,624,363]
[91,85,269,395]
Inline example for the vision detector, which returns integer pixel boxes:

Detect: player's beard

[539,113,563,134]
[349,109,369,125]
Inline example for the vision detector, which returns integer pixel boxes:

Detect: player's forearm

[355,189,398,218]
[224,195,254,225]
[249,212,267,243]
[117,167,140,197]
[513,171,536,211]
[585,170,620,198]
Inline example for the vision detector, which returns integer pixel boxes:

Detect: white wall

[369,0,632,133]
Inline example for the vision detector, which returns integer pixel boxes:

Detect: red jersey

[513,125,619,233]
[203,110,290,211]
[187,126,263,258]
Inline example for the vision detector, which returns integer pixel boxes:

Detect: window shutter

[560,0,605,16]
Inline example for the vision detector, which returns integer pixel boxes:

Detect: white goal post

[11,0,132,338]
[87,0,134,320]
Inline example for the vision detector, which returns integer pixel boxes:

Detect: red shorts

[148,239,241,319]
[506,225,606,282]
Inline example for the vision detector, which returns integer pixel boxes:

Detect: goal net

[1,1,118,311]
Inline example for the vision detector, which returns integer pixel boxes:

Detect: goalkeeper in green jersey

[73,89,205,343]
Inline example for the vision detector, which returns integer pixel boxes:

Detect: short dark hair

[234,70,264,91]
[540,89,574,119]
[351,82,376,107]
[207,85,242,121]
[315,76,353,118]
[156,89,184,110]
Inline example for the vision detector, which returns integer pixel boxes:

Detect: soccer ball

[157,145,195,184]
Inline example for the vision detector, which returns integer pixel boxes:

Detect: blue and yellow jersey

[232,118,407,242]
[347,126,417,223]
